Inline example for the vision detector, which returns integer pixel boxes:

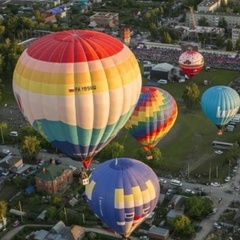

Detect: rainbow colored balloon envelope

[85,158,160,238]
[126,86,178,151]
[12,30,142,169]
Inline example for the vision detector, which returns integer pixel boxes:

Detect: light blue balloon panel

[201,86,240,135]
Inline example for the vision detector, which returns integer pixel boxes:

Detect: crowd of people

[132,46,240,71]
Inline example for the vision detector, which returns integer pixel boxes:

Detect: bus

[211,141,234,150]
[170,179,183,187]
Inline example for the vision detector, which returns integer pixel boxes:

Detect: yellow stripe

[145,180,156,200]
[85,180,96,200]
[13,57,140,95]
[114,189,125,209]
[131,186,143,207]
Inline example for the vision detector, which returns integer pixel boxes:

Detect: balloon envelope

[178,50,204,79]
[201,86,240,135]
[13,30,142,169]
[85,158,160,238]
[126,86,178,151]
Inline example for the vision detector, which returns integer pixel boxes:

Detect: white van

[9,131,18,137]
[170,179,182,187]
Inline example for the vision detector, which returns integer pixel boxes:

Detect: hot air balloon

[125,86,178,159]
[178,50,204,80]
[85,158,160,239]
[12,30,142,184]
[201,86,240,135]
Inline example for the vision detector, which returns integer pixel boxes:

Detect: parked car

[157,79,168,84]
[194,186,204,191]
[213,222,221,229]
[211,182,221,187]
[185,189,195,194]
[12,220,20,227]
[225,176,231,182]
[233,166,238,173]
[159,178,167,184]
[215,150,223,155]
[9,131,18,137]
[1,149,11,155]
[212,208,218,214]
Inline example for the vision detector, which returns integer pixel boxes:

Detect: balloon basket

[80,171,89,185]
[146,154,153,160]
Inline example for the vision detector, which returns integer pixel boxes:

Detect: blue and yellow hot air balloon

[125,86,178,158]
[12,30,142,170]
[85,158,160,239]
[201,86,240,135]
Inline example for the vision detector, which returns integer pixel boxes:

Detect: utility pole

[187,163,190,179]
[209,163,212,196]
[19,201,23,222]
[216,166,218,178]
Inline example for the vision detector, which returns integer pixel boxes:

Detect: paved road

[161,175,239,240]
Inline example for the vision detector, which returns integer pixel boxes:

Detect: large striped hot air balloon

[13,30,142,171]
[201,85,240,135]
[178,50,204,80]
[85,158,160,239]
[125,86,178,158]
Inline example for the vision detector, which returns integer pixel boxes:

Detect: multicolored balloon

[13,30,142,169]
[85,158,160,238]
[201,86,240,135]
[178,50,204,80]
[125,86,178,152]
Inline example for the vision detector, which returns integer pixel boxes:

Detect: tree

[235,36,240,51]
[226,38,234,51]
[20,135,41,160]
[182,82,200,110]
[198,17,209,26]
[218,17,228,30]
[0,201,7,219]
[51,194,62,207]
[185,196,213,220]
[215,34,225,48]
[0,122,7,144]
[46,206,58,219]
[169,214,194,237]
[161,31,172,44]
[135,147,163,168]
[97,141,124,160]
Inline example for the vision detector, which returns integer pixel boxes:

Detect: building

[35,161,74,194]
[186,11,240,30]
[150,63,176,81]
[89,12,119,28]
[0,155,24,173]
[197,0,228,12]
[28,221,85,240]
[148,225,169,240]
[232,26,240,47]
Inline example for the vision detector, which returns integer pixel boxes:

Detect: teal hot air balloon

[85,158,160,239]
[201,86,240,135]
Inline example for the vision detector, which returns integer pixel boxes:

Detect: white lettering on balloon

[216,106,239,118]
